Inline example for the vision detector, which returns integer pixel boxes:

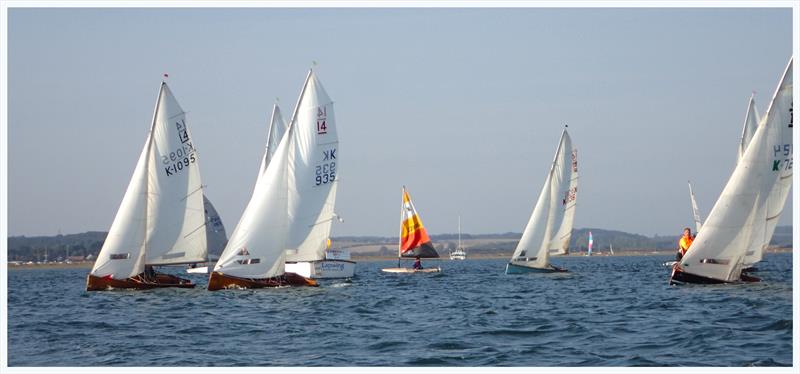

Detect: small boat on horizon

[449,216,466,260]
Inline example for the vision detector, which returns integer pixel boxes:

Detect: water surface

[7,254,793,366]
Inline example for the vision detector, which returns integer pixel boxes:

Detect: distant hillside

[7,226,792,262]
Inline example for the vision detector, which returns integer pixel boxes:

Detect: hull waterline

[669,266,761,285]
[207,271,318,290]
[505,262,567,274]
[86,272,195,291]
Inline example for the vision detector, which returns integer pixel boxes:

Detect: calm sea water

[7,253,794,367]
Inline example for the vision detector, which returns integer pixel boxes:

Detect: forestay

[680,58,792,282]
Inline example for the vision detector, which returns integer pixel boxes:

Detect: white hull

[381,267,441,273]
[186,266,209,274]
[285,259,356,279]
[449,253,466,260]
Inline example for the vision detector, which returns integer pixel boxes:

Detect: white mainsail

[144,84,207,266]
[91,82,207,278]
[688,181,703,233]
[510,129,574,269]
[679,58,792,282]
[551,147,578,255]
[203,194,228,257]
[284,71,340,262]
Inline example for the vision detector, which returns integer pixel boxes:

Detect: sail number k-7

[773,144,792,171]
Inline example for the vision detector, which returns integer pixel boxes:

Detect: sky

[5,6,795,239]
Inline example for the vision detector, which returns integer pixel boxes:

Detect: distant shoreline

[8,247,791,270]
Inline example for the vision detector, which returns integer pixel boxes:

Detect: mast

[398,186,405,267]
[458,215,461,249]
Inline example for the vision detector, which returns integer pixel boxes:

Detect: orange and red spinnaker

[399,188,439,258]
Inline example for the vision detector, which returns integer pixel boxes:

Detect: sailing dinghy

[87,81,206,290]
[670,58,793,285]
[381,187,442,273]
[505,128,576,274]
[208,71,337,290]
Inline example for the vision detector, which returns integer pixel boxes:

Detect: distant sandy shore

[7,247,792,269]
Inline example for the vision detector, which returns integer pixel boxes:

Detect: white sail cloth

[91,83,207,278]
[510,130,575,269]
[214,70,340,277]
[680,58,792,281]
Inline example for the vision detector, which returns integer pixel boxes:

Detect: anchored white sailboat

[505,128,576,274]
[87,81,205,290]
[671,58,793,285]
[449,216,466,260]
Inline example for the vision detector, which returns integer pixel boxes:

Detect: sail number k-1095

[162,142,197,177]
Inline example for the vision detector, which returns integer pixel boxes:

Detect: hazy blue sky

[6,7,794,239]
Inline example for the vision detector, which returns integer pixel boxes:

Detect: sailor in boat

[413,256,423,270]
[144,265,157,282]
[675,227,693,261]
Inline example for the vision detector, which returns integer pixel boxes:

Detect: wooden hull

[207,271,318,291]
[505,262,567,274]
[86,272,195,291]
[669,266,761,285]
[380,267,441,273]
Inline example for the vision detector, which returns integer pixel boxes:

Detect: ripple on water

[6,254,794,366]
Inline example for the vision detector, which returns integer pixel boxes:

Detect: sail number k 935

[315,148,337,186]
[162,142,197,177]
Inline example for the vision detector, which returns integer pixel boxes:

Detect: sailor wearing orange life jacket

[676,227,694,261]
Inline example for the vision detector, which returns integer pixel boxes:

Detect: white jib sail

[284,71,340,262]
[213,125,293,278]
[90,130,151,279]
[551,146,578,255]
[256,103,288,185]
[680,58,792,282]
[510,129,573,268]
[688,181,703,233]
[738,95,761,162]
[144,83,207,266]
